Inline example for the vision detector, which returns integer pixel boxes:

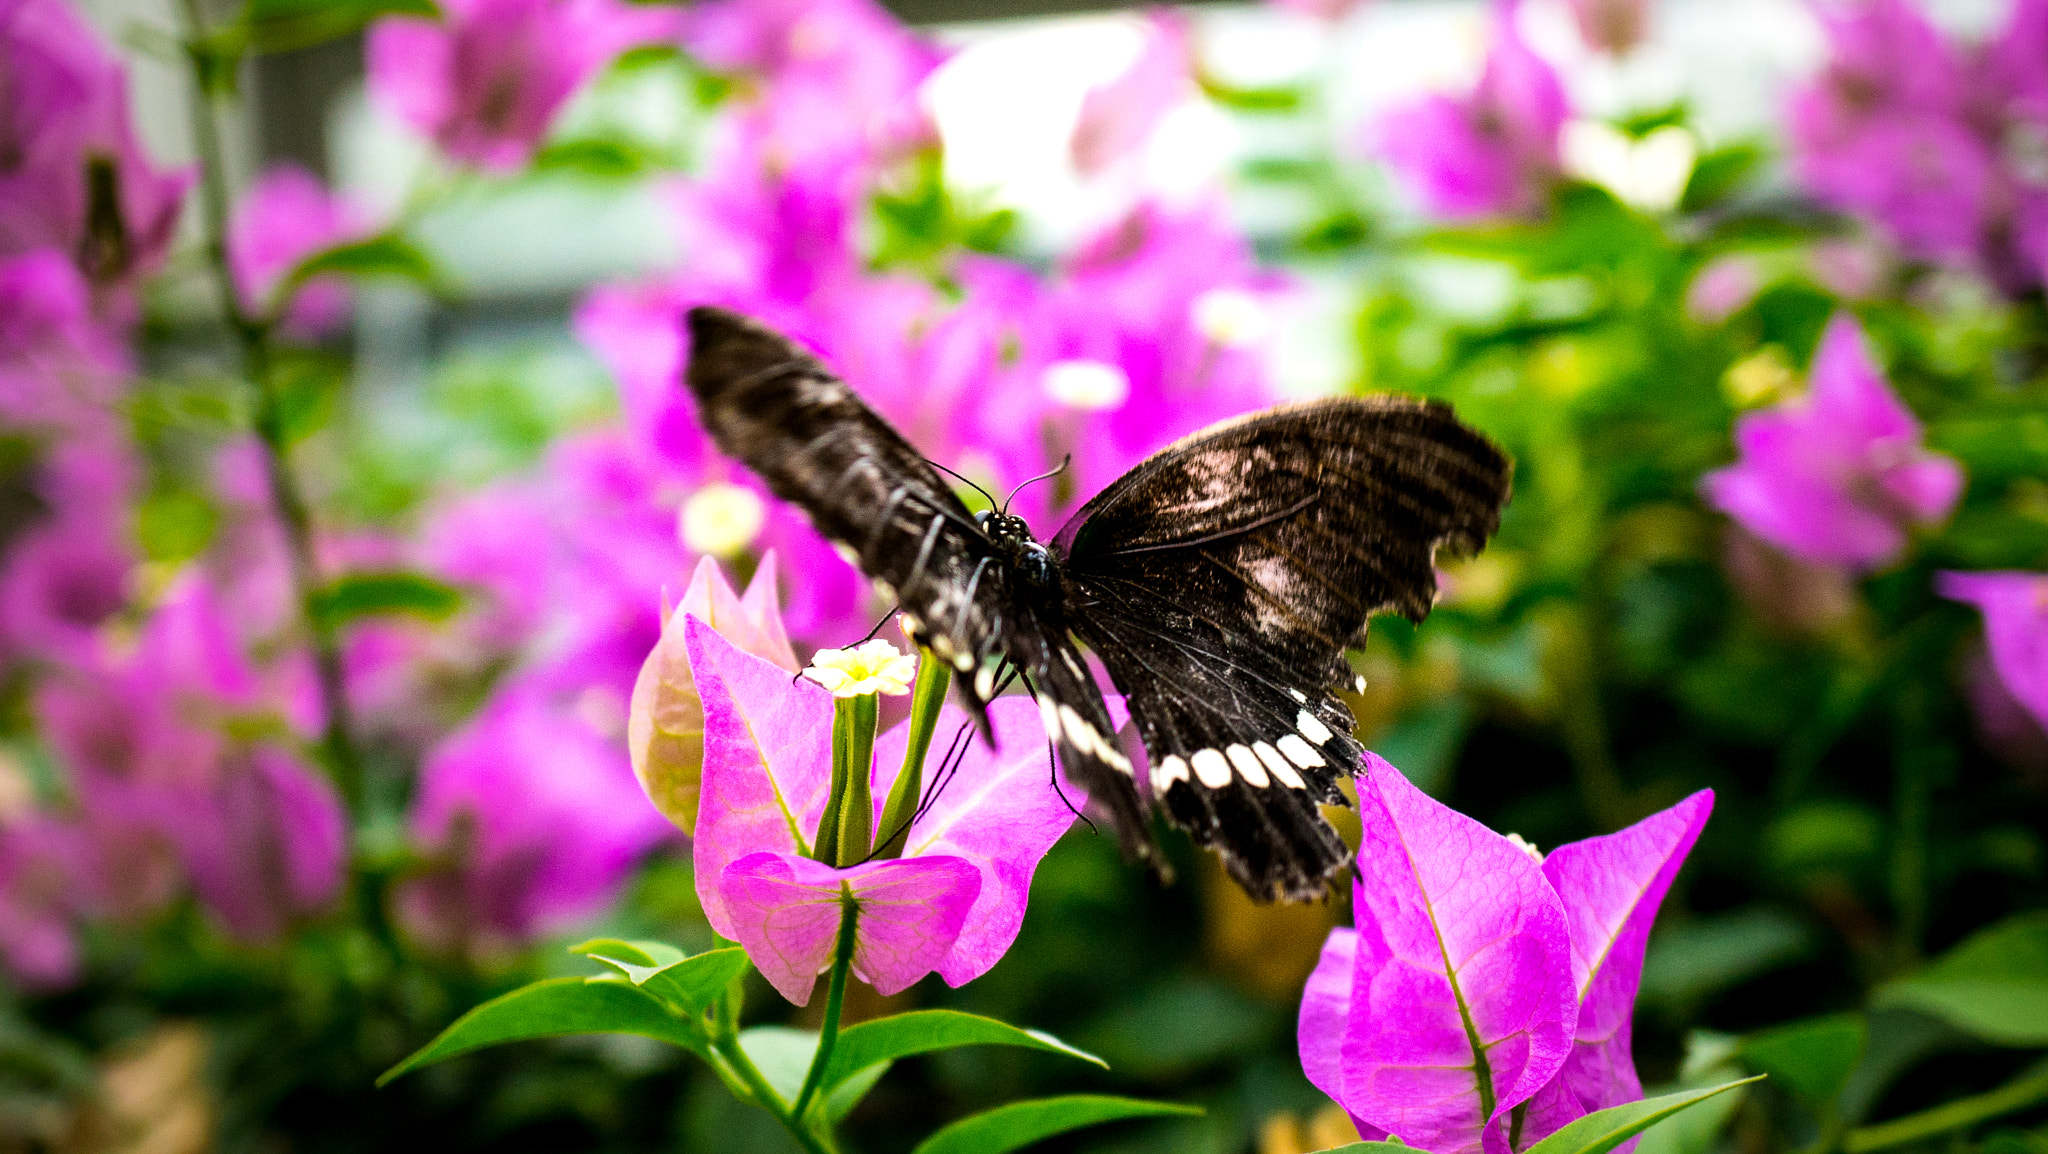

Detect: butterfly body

[684,306,1512,901]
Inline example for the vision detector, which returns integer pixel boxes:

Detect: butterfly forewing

[1054,398,1513,900]
[684,307,1011,710]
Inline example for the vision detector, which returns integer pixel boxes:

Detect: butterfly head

[976,510,1056,587]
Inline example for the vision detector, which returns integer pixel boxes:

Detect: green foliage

[308,570,464,630]
[1521,1079,1763,1154]
[908,1094,1203,1154]
[1877,914,2048,1046]
[821,1009,1106,1087]
[377,976,705,1085]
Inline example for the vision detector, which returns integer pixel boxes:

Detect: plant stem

[1843,1061,2048,1153]
[876,652,949,858]
[792,895,859,1121]
[175,0,361,810]
[831,695,878,865]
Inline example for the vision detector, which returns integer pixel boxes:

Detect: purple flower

[1701,314,1962,570]
[1786,0,2048,291]
[681,0,941,171]
[175,747,347,942]
[227,164,367,335]
[1300,759,1712,1154]
[628,552,798,835]
[1370,19,1569,219]
[0,442,134,666]
[0,249,127,441]
[0,816,85,990]
[0,0,191,293]
[366,0,680,173]
[1070,10,1195,176]
[1939,571,2048,734]
[398,690,673,953]
[687,617,1089,1003]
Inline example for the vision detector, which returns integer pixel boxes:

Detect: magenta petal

[719,851,980,1005]
[870,695,1095,987]
[1300,926,1358,1104]
[1521,791,1715,1149]
[686,617,835,940]
[1941,571,2048,731]
[1340,757,1577,1154]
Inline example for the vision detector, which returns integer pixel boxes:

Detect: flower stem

[792,894,860,1121]
[875,651,949,858]
[174,0,361,810]
[829,695,879,866]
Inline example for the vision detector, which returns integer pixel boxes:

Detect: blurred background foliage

[2,0,2047,1151]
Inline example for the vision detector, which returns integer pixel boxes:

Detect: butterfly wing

[1053,397,1513,901]
[684,306,1013,717]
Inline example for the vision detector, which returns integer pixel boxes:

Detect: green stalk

[813,722,850,867]
[792,894,860,1121]
[1843,1061,2048,1153]
[831,695,878,866]
[174,0,360,811]
[875,652,950,858]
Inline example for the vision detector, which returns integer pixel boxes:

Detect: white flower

[802,639,918,698]
[1192,288,1271,348]
[680,483,767,557]
[1042,359,1130,411]
[1504,832,1544,863]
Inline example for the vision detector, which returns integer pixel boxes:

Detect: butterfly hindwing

[684,306,1011,717]
[1055,398,1513,900]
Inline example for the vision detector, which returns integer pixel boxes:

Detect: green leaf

[1741,1014,1866,1106]
[1523,1078,1764,1154]
[910,1095,1202,1154]
[378,977,700,1085]
[570,939,750,1013]
[239,0,436,54]
[1876,912,2048,1046]
[822,1010,1105,1089]
[134,489,218,563]
[825,1059,891,1122]
[738,1026,820,1104]
[1843,1059,2048,1154]
[309,570,463,630]
[272,234,438,313]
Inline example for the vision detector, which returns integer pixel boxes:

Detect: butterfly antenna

[926,459,999,514]
[1001,455,1070,516]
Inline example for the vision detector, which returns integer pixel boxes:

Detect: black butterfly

[684,306,1512,902]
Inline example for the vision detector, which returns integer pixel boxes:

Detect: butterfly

[684,306,1512,901]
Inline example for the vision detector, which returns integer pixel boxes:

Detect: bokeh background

[4,0,2048,1150]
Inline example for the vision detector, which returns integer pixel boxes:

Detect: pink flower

[0,249,127,441]
[174,747,347,942]
[1266,0,1371,22]
[1301,759,1712,1154]
[367,0,680,173]
[1070,10,1195,176]
[227,164,368,335]
[1369,19,1569,219]
[0,0,191,293]
[628,552,797,835]
[0,441,134,665]
[1701,314,1963,570]
[398,690,673,953]
[1939,571,2048,734]
[681,0,941,171]
[0,817,86,990]
[687,616,1090,1004]
[1786,0,2048,291]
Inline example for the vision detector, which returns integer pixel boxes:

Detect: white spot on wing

[974,665,996,700]
[1288,689,1307,703]
[1254,741,1304,789]
[1297,710,1334,744]
[1153,755,1190,793]
[1191,748,1232,788]
[831,541,859,566]
[1226,743,1268,788]
[1278,734,1326,768]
